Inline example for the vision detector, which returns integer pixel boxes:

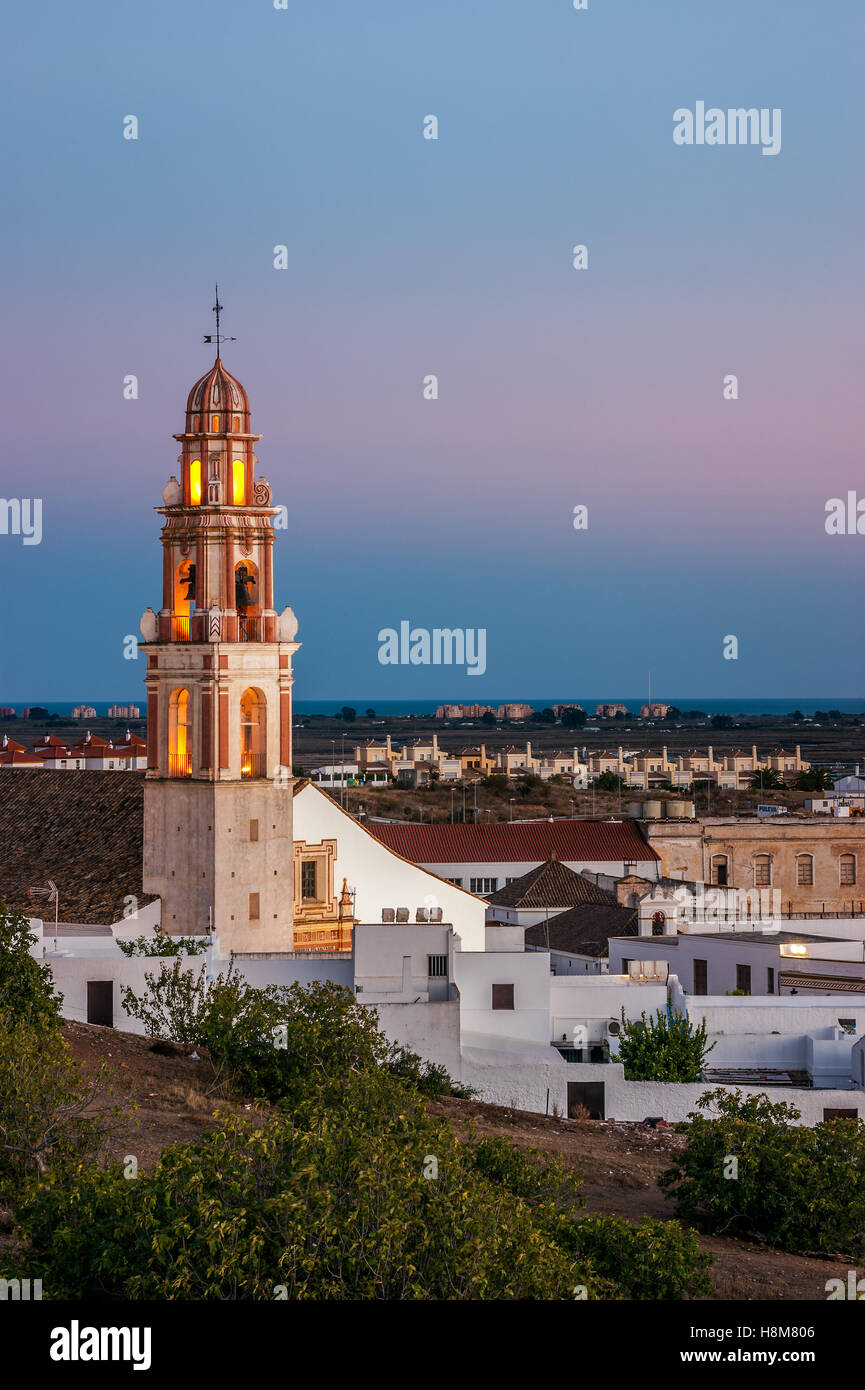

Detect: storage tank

[643,800,662,819]
[682,800,696,818]
[628,802,644,818]
[666,800,686,819]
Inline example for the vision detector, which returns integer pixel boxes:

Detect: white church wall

[294,784,486,951]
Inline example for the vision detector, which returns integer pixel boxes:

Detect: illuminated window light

[233,459,245,504]
[190,459,202,505]
[212,415,220,432]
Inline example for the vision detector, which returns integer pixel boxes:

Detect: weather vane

[203,283,236,354]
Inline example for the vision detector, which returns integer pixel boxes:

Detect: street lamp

[509,798,515,822]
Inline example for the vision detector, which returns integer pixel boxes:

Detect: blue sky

[1,0,863,700]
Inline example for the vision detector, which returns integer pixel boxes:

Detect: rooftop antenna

[203,283,236,356]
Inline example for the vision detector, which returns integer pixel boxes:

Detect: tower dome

[185,357,251,435]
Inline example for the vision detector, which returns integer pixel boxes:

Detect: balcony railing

[241,753,267,779]
[169,753,192,778]
[171,615,190,642]
[238,615,261,642]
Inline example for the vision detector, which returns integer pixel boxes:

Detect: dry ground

[6,1022,851,1302]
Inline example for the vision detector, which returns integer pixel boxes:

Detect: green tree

[481,710,497,726]
[0,1009,115,1191]
[660,1089,865,1256]
[750,768,783,790]
[592,771,624,791]
[795,766,832,792]
[561,706,587,728]
[0,905,62,1032]
[117,923,206,957]
[710,714,734,730]
[617,1008,714,1082]
[340,706,357,722]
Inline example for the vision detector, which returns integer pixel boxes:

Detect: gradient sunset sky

[1,0,863,701]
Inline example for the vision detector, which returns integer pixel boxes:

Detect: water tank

[682,800,696,818]
[628,802,644,818]
[643,800,662,819]
[666,800,686,818]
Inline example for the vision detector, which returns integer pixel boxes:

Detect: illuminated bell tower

[140,304,299,953]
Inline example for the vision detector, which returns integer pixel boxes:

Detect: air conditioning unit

[606,1019,622,1039]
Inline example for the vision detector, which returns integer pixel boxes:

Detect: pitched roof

[525,901,638,958]
[367,819,656,866]
[0,769,156,925]
[487,857,618,909]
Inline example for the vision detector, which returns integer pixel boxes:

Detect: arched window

[212,414,220,432]
[233,415,240,432]
[710,854,729,887]
[169,689,192,777]
[240,688,266,778]
[233,459,246,505]
[651,911,666,936]
[796,854,814,887]
[189,459,202,505]
[754,855,771,887]
[840,854,857,886]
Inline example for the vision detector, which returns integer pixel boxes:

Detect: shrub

[660,1088,865,1256]
[0,1009,116,1194]
[117,923,206,956]
[14,1072,604,1301]
[559,1214,712,1300]
[0,905,62,1032]
[617,1007,714,1082]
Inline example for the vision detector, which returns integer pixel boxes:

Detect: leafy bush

[14,1072,604,1300]
[117,923,206,956]
[660,1089,865,1256]
[560,1214,712,1300]
[617,1007,714,1082]
[0,1009,115,1194]
[0,905,62,1032]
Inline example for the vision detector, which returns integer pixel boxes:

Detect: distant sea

[8,698,864,718]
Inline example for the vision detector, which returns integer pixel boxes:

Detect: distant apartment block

[640,703,673,719]
[434,702,535,721]
[108,704,141,719]
[595,703,629,718]
[72,704,97,719]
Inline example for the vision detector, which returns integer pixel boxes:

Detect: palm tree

[750,768,783,791]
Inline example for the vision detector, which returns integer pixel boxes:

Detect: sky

[1,0,863,701]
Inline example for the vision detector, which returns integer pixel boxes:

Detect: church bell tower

[140,297,299,953]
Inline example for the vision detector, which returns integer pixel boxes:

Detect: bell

[235,564,256,610]
[180,564,196,601]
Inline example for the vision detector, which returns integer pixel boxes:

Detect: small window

[767,966,775,994]
[840,854,856,886]
[445,877,462,886]
[212,414,220,432]
[427,955,447,978]
[492,983,514,1010]
[470,877,498,894]
[797,855,814,886]
[693,959,708,995]
[301,860,317,899]
[249,892,260,920]
[233,415,240,432]
[754,855,771,887]
[192,415,199,433]
[736,964,751,995]
[249,819,259,842]
[711,855,728,887]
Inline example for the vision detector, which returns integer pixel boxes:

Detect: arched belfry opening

[240,688,266,779]
[168,688,192,778]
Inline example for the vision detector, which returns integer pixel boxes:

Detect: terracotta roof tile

[367,819,656,865]
[487,858,619,909]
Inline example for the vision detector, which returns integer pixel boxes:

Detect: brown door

[86,980,114,1027]
[567,1082,605,1120]
[736,964,751,995]
[693,959,708,995]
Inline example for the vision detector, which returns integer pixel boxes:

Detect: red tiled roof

[367,819,657,865]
